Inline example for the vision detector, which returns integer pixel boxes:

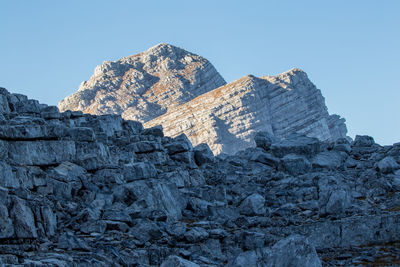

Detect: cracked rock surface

[1,87,399,266]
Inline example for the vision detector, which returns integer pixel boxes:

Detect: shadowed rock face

[146,69,347,155]
[58,43,226,122]
[1,87,400,266]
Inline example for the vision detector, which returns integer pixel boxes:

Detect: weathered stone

[66,127,96,141]
[254,131,277,152]
[122,162,157,181]
[184,227,209,242]
[8,140,76,166]
[165,134,192,155]
[375,156,399,174]
[312,151,346,169]
[160,255,200,267]
[0,161,19,188]
[352,135,375,147]
[146,69,347,155]
[10,197,38,238]
[0,203,14,238]
[250,150,280,167]
[267,235,322,267]
[280,154,311,175]
[239,193,266,216]
[193,143,215,165]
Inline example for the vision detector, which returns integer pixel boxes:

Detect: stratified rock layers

[58,43,226,122]
[145,69,347,155]
[59,43,347,155]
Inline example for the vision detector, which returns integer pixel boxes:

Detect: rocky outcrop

[59,44,347,155]
[146,69,347,155]
[58,43,226,122]
[2,87,398,266]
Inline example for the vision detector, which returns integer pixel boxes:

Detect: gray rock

[165,134,193,155]
[123,162,157,181]
[10,197,38,238]
[184,227,209,242]
[193,143,215,165]
[0,161,19,188]
[239,193,266,216]
[271,135,321,158]
[312,151,347,169]
[353,135,375,147]
[280,154,311,175]
[267,235,322,267]
[0,203,14,238]
[254,131,277,152]
[160,255,200,267]
[8,140,76,166]
[375,156,400,174]
[250,150,280,167]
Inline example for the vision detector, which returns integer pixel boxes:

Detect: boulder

[280,154,311,175]
[239,193,266,216]
[375,156,400,174]
[160,256,200,267]
[267,235,322,267]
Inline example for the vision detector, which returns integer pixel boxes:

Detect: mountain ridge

[59,43,348,154]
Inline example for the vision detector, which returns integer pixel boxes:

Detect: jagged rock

[239,193,266,216]
[59,43,226,123]
[254,131,278,152]
[58,45,347,155]
[375,156,400,174]
[271,134,321,158]
[312,151,347,169]
[193,143,215,165]
[184,227,209,242]
[8,140,76,166]
[160,255,200,267]
[122,162,157,181]
[0,86,398,266]
[250,150,280,167]
[0,203,14,238]
[267,235,322,267]
[280,154,311,175]
[10,197,38,238]
[146,69,347,155]
[353,135,375,147]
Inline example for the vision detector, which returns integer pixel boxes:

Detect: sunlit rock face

[59,44,347,155]
[58,43,226,122]
[145,68,347,155]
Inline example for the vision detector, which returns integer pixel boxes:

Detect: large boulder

[267,235,322,267]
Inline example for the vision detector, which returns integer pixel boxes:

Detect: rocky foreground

[0,87,400,266]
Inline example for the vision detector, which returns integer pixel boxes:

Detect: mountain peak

[58,44,226,122]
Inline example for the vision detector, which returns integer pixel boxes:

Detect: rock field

[0,87,400,266]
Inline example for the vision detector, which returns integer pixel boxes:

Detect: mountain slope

[58,43,226,122]
[145,68,347,155]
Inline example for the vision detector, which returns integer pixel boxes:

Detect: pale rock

[59,43,226,123]
[146,69,347,155]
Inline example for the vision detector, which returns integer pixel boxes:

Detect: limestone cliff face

[59,44,347,155]
[58,43,226,122]
[145,69,347,155]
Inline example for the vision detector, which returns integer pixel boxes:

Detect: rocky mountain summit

[58,43,226,122]
[1,87,400,266]
[145,69,347,155]
[59,44,347,155]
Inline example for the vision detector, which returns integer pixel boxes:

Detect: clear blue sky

[1,0,399,145]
